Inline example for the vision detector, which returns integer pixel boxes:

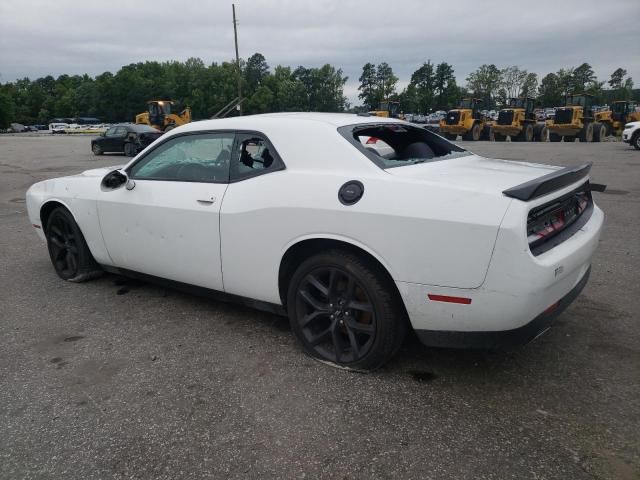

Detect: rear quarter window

[339,123,470,169]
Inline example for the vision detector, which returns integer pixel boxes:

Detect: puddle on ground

[602,189,629,195]
[63,336,84,342]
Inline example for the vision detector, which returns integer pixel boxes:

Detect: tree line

[0,53,637,128]
[0,53,348,127]
[359,62,637,113]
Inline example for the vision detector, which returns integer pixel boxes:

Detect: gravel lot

[0,134,639,480]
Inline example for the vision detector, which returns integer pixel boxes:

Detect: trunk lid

[386,154,561,196]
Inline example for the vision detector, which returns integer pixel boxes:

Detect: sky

[1,0,639,105]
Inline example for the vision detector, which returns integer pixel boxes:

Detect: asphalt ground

[0,134,639,480]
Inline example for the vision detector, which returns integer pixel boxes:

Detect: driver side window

[129,133,234,183]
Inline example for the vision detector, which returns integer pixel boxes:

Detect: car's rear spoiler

[503,163,594,201]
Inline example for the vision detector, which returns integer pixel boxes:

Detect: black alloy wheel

[288,250,405,370]
[295,266,376,363]
[45,208,102,282]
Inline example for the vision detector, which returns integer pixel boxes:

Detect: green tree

[244,53,269,92]
[0,91,15,128]
[570,63,595,93]
[358,63,379,110]
[466,64,502,107]
[376,62,398,100]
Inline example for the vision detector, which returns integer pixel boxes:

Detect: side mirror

[101,169,131,190]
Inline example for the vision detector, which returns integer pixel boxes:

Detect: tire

[444,133,457,141]
[535,124,548,142]
[494,133,506,142]
[592,122,606,143]
[632,132,640,150]
[92,143,103,156]
[463,123,481,141]
[481,125,493,141]
[287,249,406,371]
[516,123,534,142]
[578,122,594,142]
[45,207,102,282]
[123,142,137,157]
[549,132,562,142]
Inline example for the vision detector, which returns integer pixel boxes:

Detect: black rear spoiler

[503,163,593,201]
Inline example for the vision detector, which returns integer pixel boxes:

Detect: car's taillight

[527,187,591,254]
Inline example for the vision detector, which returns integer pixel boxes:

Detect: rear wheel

[92,143,103,155]
[516,123,534,142]
[592,122,606,142]
[481,125,493,141]
[463,123,481,141]
[287,250,406,371]
[632,132,640,150]
[549,132,562,142]
[45,208,102,282]
[578,122,594,142]
[534,124,548,142]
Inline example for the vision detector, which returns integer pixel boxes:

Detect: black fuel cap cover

[338,180,364,205]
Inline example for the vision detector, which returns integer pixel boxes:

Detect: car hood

[386,154,561,195]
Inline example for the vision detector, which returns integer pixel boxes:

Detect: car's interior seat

[399,141,435,160]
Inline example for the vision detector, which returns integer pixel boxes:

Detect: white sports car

[26,113,605,370]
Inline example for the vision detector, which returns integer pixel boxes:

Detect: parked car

[622,121,640,149]
[91,124,163,156]
[49,123,68,134]
[544,108,556,120]
[26,113,604,370]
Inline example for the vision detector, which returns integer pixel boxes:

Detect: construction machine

[595,101,640,137]
[369,100,404,119]
[492,97,547,142]
[546,94,606,143]
[135,100,191,132]
[439,98,492,141]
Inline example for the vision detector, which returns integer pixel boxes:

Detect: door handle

[197,196,216,205]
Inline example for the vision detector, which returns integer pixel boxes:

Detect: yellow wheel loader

[595,101,640,137]
[439,98,492,141]
[135,100,191,132]
[369,100,405,119]
[492,97,547,142]
[546,94,605,143]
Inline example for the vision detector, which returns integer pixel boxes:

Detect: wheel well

[40,201,67,231]
[278,238,403,310]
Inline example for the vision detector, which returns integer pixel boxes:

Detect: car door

[101,127,119,151]
[112,126,128,152]
[97,132,234,291]
[219,132,287,303]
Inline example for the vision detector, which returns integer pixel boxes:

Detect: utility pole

[232,3,242,115]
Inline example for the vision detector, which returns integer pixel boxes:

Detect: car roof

[176,112,405,134]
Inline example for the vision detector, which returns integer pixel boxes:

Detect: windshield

[339,123,471,169]
[458,98,474,109]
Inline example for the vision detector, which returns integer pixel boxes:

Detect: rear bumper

[396,185,603,348]
[414,266,590,349]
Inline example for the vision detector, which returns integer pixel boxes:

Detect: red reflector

[428,294,472,305]
[365,137,379,144]
[543,302,559,315]
[32,224,41,229]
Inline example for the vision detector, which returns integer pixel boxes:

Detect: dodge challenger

[26,113,605,370]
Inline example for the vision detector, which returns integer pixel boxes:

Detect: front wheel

[633,132,640,150]
[287,250,406,371]
[92,143,103,155]
[45,208,102,282]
